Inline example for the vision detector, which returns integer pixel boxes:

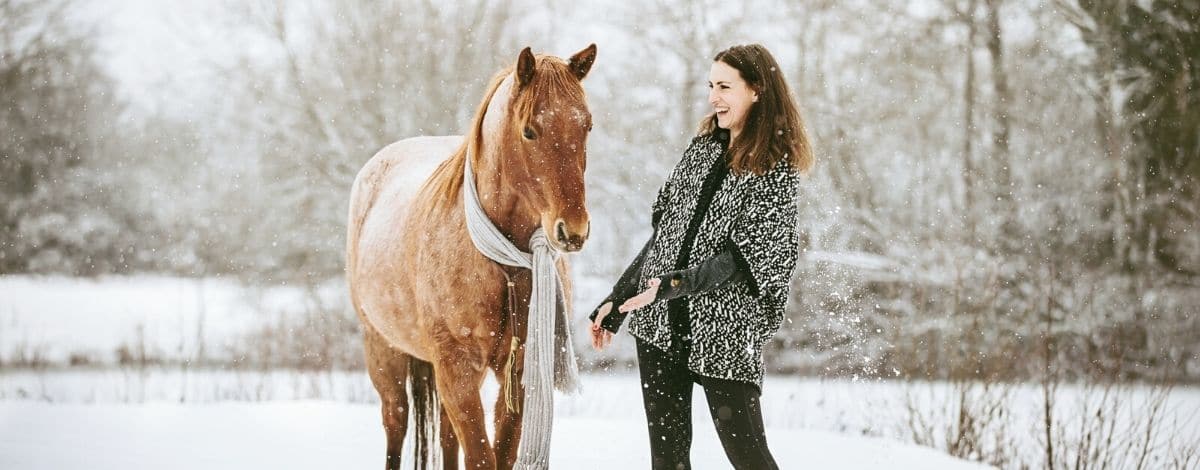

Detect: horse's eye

[523,126,537,140]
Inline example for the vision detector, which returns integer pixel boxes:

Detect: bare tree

[1059,0,1200,275]
[198,0,520,281]
[0,0,145,275]
[983,0,1012,205]
[956,0,981,234]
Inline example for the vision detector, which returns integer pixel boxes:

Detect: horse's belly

[353,135,464,357]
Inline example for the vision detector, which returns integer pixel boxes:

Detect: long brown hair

[699,44,814,175]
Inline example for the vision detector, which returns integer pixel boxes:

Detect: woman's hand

[619,278,661,313]
[590,278,661,351]
[590,302,615,351]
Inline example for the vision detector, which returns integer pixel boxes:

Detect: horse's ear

[568,44,597,80]
[516,47,536,89]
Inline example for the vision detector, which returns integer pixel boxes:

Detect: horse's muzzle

[554,219,588,252]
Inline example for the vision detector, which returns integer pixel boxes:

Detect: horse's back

[372,135,463,190]
[362,135,461,209]
[350,135,462,246]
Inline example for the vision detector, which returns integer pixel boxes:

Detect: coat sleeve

[587,234,654,333]
[587,169,674,334]
[653,248,747,301]
[727,162,801,311]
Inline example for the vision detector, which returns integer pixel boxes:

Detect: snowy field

[0,275,346,365]
[0,398,985,470]
[0,368,988,469]
[3,368,1197,468]
[1,276,1197,468]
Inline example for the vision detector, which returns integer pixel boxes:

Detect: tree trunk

[984,0,1012,204]
[961,0,979,238]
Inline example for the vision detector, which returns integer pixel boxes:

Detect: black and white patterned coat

[627,132,801,388]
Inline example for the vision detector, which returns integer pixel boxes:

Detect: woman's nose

[708,88,719,105]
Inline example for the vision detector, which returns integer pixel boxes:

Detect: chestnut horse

[346,44,596,470]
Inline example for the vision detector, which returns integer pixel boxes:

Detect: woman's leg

[700,377,778,470]
[636,337,695,470]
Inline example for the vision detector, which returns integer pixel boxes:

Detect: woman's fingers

[590,302,613,351]
[592,303,612,329]
[619,278,663,314]
[590,327,612,351]
[619,289,650,313]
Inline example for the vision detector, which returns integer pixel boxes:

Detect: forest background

[3,0,1198,385]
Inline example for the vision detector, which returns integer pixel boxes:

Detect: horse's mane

[419,56,587,213]
[419,68,508,209]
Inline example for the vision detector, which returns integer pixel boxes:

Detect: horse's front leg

[491,352,525,470]
[434,331,494,470]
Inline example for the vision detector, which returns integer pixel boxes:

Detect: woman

[588,44,813,470]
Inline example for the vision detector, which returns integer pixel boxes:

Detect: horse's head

[495,44,597,253]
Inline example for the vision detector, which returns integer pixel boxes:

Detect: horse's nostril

[555,220,568,244]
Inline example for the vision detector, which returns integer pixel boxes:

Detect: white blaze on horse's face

[508,44,596,253]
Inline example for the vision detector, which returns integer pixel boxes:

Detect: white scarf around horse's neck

[461,75,580,469]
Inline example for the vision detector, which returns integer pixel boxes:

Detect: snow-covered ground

[0,275,347,365]
[0,398,987,470]
[1,275,1197,468]
[3,368,1197,468]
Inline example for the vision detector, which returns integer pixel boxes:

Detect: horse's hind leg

[364,327,410,470]
[439,404,461,470]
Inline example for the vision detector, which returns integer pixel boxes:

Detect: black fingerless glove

[588,296,630,334]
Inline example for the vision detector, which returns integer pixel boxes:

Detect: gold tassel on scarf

[503,336,522,414]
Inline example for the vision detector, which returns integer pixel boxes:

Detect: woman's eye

[523,126,536,140]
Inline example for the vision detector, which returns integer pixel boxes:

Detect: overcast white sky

[80,0,275,117]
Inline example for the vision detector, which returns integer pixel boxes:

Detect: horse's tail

[410,357,439,470]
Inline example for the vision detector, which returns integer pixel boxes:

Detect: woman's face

[708,60,757,138]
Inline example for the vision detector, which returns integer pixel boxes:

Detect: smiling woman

[701,44,813,176]
[587,43,813,470]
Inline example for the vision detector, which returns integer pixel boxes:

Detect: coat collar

[702,125,731,151]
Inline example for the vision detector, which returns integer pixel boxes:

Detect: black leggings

[636,337,779,470]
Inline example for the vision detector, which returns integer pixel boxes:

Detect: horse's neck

[470,75,539,251]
